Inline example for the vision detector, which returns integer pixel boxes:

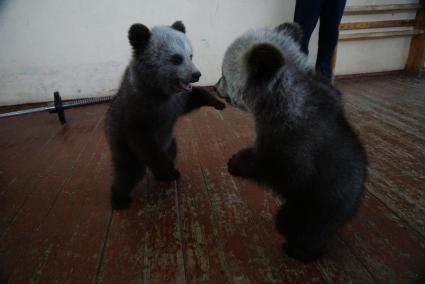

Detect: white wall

[0,0,419,105]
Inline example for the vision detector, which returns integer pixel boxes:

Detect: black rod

[0,91,113,124]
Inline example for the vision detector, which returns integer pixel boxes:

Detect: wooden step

[340,20,416,30]
[344,4,424,15]
[339,29,425,41]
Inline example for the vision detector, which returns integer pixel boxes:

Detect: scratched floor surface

[0,75,424,283]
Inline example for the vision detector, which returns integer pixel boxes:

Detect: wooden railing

[336,1,425,76]
[343,4,423,15]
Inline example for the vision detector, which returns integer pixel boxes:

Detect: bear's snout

[191,71,201,82]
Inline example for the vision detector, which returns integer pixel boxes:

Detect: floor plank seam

[141,172,151,283]
[191,134,236,284]
[94,210,114,284]
[366,188,425,240]
[175,180,188,284]
[336,233,380,283]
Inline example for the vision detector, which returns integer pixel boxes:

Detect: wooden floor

[0,75,424,283]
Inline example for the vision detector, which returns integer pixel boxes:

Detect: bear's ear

[128,23,151,52]
[246,43,285,82]
[275,22,303,45]
[171,21,186,33]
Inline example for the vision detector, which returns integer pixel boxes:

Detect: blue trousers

[294,0,347,79]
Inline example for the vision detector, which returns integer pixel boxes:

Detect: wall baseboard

[335,70,402,80]
[335,68,425,80]
[2,70,423,110]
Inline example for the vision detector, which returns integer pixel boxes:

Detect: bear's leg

[276,202,332,262]
[148,156,180,181]
[167,138,177,162]
[227,148,261,179]
[128,136,180,182]
[110,149,146,210]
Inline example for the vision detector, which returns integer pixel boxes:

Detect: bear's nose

[192,71,201,82]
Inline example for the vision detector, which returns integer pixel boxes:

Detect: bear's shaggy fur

[216,23,367,262]
[107,21,225,210]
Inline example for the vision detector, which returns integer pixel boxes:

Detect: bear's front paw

[227,148,257,177]
[154,168,181,181]
[283,243,324,263]
[228,156,244,176]
[111,192,132,210]
[227,156,248,177]
[212,100,226,110]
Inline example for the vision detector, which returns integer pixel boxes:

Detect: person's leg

[293,0,323,54]
[316,0,347,79]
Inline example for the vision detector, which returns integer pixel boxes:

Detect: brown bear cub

[215,23,367,262]
[107,21,225,210]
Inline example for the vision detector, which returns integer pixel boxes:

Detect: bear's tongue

[179,81,192,91]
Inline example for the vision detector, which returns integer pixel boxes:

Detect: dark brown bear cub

[216,23,367,262]
[107,21,225,210]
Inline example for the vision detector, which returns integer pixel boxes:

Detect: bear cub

[216,23,367,262]
[107,21,225,210]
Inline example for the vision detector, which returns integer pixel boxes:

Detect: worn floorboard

[0,75,424,283]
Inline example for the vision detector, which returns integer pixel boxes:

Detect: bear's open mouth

[178,80,192,92]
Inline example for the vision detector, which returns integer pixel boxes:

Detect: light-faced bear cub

[215,23,366,262]
[107,21,225,210]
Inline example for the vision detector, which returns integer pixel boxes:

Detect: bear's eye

[171,54,183,65]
